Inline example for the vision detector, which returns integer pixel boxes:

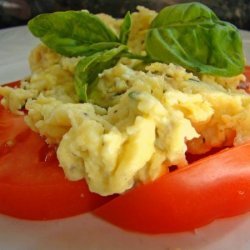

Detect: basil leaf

[119,11,132,44]
[74,45,127,102]
[28,11,119,57]
[146,2,245,76]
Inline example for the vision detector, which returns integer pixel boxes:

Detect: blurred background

[0,0,250,30]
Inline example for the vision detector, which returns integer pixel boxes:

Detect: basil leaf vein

[146,2,245,76]
[28,11,119,57]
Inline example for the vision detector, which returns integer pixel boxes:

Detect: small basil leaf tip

[119,11,132,44]
[74,45,127,102]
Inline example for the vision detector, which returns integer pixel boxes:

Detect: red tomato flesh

[0,105,113,220]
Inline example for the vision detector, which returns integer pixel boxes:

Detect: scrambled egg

[0,7,249,196]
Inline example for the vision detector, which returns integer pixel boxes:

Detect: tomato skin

[0,102,113,220]
[94,144,250,233]
[0,178,109,220]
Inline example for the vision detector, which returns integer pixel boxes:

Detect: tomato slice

[0,104,113,220]
[94,67,250,234]
[94,143,250,233]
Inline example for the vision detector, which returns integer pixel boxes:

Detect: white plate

[0,26,250,250]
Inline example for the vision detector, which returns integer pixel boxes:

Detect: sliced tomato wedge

[94,143,250,234]
[94,67,250,234]
[0,104,113,220]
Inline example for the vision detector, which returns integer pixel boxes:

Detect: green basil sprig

[28,11,120,57]
[28,3,245,103]
[145,2,245,76]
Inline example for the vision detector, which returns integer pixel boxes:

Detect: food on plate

[0,2,250,233]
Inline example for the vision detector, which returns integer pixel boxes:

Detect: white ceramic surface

[0,26,250,250]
